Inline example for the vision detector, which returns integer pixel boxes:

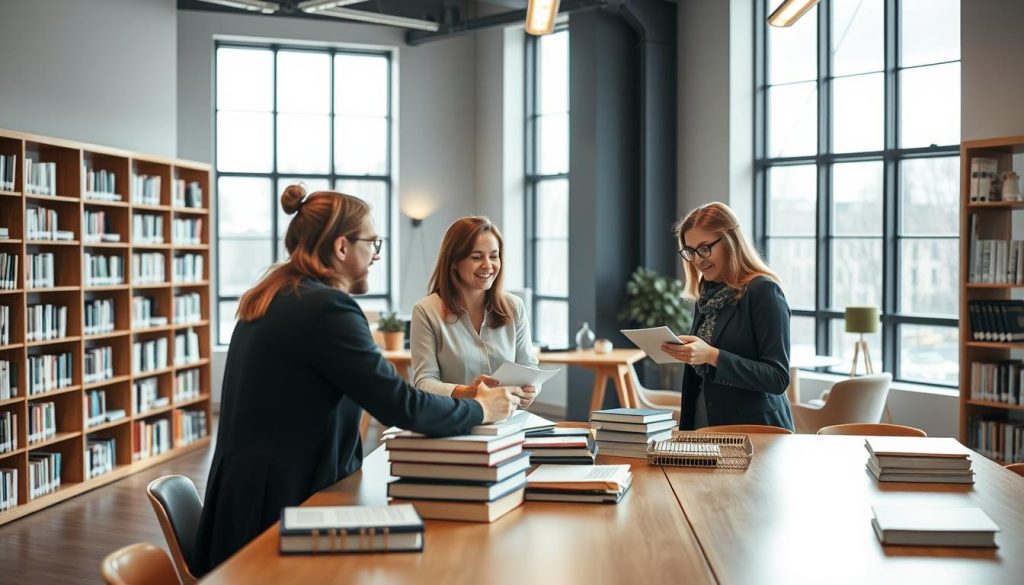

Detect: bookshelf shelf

[174,320,209,329]
[171,207,209,215]
[960,134,1024,465]
[0,127,212,526]
[174,280,210,288]
[172,244,209,251]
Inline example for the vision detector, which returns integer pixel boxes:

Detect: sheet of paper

[620,326,685,364]
[492,361,561,387]
[283,504,422,529]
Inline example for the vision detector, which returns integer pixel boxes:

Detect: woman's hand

[661,335,720,367]
[474,383,520,423]
[511,385,539,409]
[452,374,499,399]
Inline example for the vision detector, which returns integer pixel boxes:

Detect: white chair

[626,364,681,420]
[791,373,892,434]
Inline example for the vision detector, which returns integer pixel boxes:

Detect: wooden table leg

[614,364,637,409]
[590,369,610,412]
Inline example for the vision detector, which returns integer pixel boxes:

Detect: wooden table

[538,349,647,411]
[199,447,716,585]
[202,434,1024,584]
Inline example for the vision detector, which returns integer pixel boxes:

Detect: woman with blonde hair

[192,187,517,576]
[411,217,540,408]
[661,202,794,431]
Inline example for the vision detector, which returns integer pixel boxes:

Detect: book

[595,428,674,444]
[590,408,674,424]
[523,436,589,449]
[525,476,633,504]
[864,437,971,459]
[590,418,678,434]
[866,463,975,484]
[386,443,523,466]
[525,427,591,438]
[468,410,529,436]
[386,471,527,502]
[385,431,525,453]
[620,326,685,364]
[526,464,631,491]
[279,504,424,554]
[392,488,524,522]
[871,505,999,547]
[869,454,972,470]
[389,452,531,483]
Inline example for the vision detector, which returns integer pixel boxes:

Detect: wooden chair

[146,476,203,585]
[817,423,926,437]
[697,424,793,435]
[101,543,180,585]
[1006,463,1024,477]
[791,373,892,434]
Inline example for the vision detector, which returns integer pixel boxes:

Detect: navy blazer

[679,275,794,431]
[192,279,484,576]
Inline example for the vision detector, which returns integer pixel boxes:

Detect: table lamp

[845,306,878,376]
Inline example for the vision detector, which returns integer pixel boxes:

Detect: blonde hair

[237,184,370,321]
[673,202,781,300]
[428,216,513,328]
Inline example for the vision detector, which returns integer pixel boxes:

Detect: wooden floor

[0,417,386,585]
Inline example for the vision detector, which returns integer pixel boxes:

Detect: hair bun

[281,184,307,215]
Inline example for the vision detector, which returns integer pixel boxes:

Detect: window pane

[536,113,569,175]
[833,161,882,236]
[336,179,389,237]
[768,165,816,236]
[216,47,272,112]
[767,4,817,84]
[217,111,272,172]
[768,238,816,308]
[335,116,388,175]
[829,318,881,375]
[900,157,959,235]
[218,300,239,346]
[901,0,960,67]
[277,114,330,174]
[900,239,958,315]
[335,54,389,117]
[768,82,817,158]
[276,178,330,239]
[831,0,883,76]
[832,73,883,153]
[367,241,388,294]
[277,51,330,114]
[831,238,882,309]
[218,177,272,237]
[900,62,960,148]
[899,324,958,385]
[536,300,568,348]
[536,179,568,238]
[355,297,390,313]
[535,240,568,297]
[537,30,569,115]
[218,239,273,296]
[790,315,816,362]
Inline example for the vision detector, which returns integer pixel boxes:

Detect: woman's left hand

[661,335,720,367]
[512,385,539,408]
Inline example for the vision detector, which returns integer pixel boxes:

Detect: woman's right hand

[474,383,520,423]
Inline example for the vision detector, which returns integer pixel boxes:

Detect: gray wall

[0,0,178,156]
[962,0,1024,140]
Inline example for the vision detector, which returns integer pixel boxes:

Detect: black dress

[191,279,484,575]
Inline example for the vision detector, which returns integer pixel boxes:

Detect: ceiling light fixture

[525,0,561,36]
[195,0,279,14]
[767,0,819,27]
[316,6,440,31]
[296,0,366,14]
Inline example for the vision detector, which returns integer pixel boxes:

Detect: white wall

[962,0,1024,141]
[0,0,178,156]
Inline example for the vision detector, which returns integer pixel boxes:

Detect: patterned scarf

[693,280,737,378]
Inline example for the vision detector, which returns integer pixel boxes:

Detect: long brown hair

[674,202,781,300]
[428,217,513,328]
[237,184,371,321]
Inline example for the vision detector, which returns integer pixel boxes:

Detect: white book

[527,464,631,491]
[871,505,998,547]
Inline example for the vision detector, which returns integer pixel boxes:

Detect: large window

[756,0,960,386]
[526,29,570,349]
[214,43,393,344]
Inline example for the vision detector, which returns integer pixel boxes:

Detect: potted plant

[618,267,694,388]
[377,311,406,351]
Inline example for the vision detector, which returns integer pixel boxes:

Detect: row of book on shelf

[26,207,73,241]
[26,303,68,342]
[0,453,61,510]
[968,237,1024,285]
[968,361,1024,405]
[967,157,1003,202]
[966,300,1024,342]
[0,295,203,341]
[968,417,1024,464]
[0,251,203,289]
[0,154,15,191]
[86,388,126,428]
[0,410,16,453]
[12,212,204,246]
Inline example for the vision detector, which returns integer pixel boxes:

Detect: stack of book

[865,437,975,484]
[525,464,633,504]
[590,408,676,459]
[385,421,528,522]
[280,504,424,554]
[871,505,999,547]
[523,428,597,464]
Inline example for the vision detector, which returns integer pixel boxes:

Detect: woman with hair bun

[192,186,518,576]
[661,202,794,431]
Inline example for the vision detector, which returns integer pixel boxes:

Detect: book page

[493,361,561,387]
[284,504,422,530]
[620,327,684,364]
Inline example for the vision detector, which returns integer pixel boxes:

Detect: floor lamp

[845,306,878,376]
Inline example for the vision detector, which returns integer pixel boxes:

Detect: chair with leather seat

[147,475,203,585]
[791,373,892,434]
[101,542,180,585]
[697,424,793,434]
[817,422,926,437]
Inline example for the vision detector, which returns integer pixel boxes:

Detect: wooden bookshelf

[0,128,212,526]
[959,135,1024,465]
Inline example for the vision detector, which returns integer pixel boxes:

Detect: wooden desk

[662,434,1024,584]
[200,447,716,585]
[538,349,646,411]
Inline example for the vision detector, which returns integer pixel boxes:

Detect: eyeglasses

[678,237,723,262]
[349,236,383,255]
